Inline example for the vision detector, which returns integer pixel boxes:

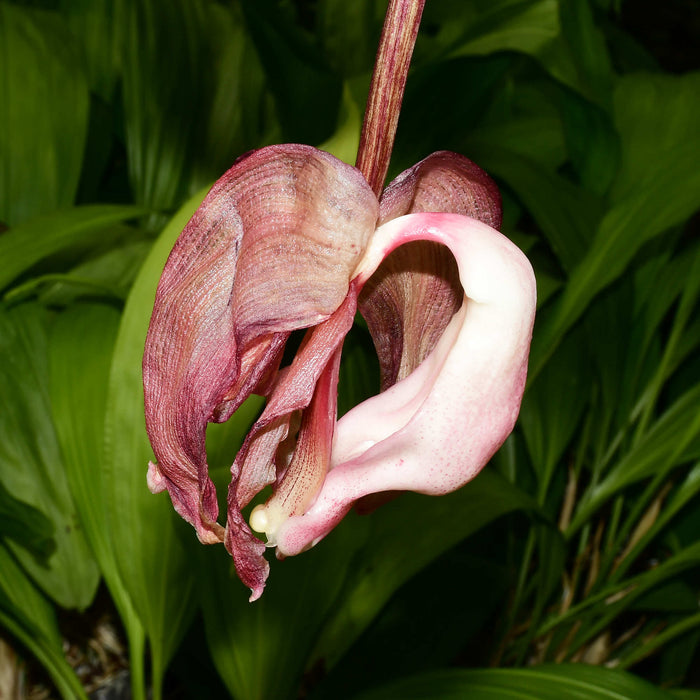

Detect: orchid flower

[142,1,536,601]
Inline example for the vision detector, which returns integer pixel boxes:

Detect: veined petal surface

[143,145,377,548]
[360,151,502,389]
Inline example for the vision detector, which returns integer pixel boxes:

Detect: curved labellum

[143,145,377,552]
[270,212,536,556]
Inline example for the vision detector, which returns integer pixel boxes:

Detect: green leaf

[571,384,700,531]
[446,0,560,61]
[314,469,537,669]
[0,304,99,610]
[0,477,55,561]
[241,0,343,144]
[121,0,270,216]
[351,664,674,700]
[102,191,206,697]
[0,544,88,700]
[315,550,508,700]
[519,326,589,496]
[0,3,89,225]
[530,136,700,379]
[470,148,602,273]
[317,0,382,77]
[48,302,147,698]
[201,519,363,700]
[0,205,148,293]
[612,72,700,202]
[120,0,210,213]
[59,0,121,101]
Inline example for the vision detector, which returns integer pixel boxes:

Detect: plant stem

[356,0,425,196]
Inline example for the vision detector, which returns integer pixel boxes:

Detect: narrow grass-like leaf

[0,205,147,292]
[0,3,88,225]
[571,384,700,532]
[0,304,99,610]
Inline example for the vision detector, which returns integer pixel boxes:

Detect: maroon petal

[359,151,502,390]
[143,145,377,548]
[224,284,358,600]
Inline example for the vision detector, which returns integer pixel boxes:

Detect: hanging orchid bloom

[143,0,536,601]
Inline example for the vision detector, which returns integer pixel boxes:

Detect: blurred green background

[1,0,700,698]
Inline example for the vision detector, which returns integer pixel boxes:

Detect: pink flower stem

[355,0,426,197]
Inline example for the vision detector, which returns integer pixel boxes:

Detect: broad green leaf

[313,469,537,669]
[351,664,673,700]
[318,0,382,77]
[0,304,99,610]
[59,0,121,101]
[471,148,602,272]
[33,238,153,306]
[48,302,147,699]
[121,0,270,217]
[0,544,88,700]
[201,518,362,700]
[0,205,147,293]
[557,0,613,105]
[0,477,54,561]
[446,0,560,62]
[121,0,209,213]
[0,3,88,225]
[319,82,363,167]
[314,550,508,700]
[189,1,271,191]
[612,72,700,202]
[554,87,618,195]
[241,0,342,144]
[393,53,513,171]
[102,191,206,697]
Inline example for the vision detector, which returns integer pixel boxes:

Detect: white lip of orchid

[249,212,536,553]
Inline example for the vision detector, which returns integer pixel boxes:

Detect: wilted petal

[226,285,358,600]
[143,145,377,547]
[274,212,536,556]
[360,151,502,389]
